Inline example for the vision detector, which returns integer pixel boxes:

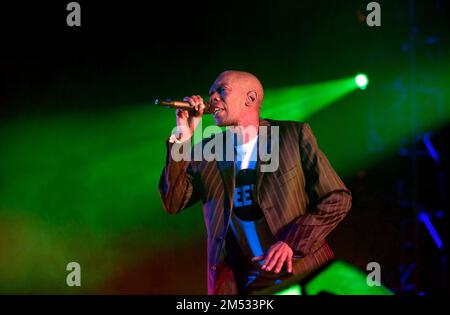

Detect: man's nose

[209,93,220,104]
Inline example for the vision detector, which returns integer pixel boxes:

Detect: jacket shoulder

[263,118,306,133]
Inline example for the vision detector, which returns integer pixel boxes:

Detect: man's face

[208,73,245,126]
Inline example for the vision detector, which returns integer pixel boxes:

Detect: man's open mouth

[213,107,224,116]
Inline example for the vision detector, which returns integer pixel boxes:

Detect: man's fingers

[261,248,275,270]
[196,95,204,114]
[183,96,193,106]
[183,96,196,109]
[274,252,288,273]
[287,255,293,273]
[261,243,281,270]
[259,242,294,273]
[183,95,204,114]
[191,95,199,109]
[264,250,282,272]
[176,108,189,120]
[194,95,203,104]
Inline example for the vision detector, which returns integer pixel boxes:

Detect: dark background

[3,0,447,115]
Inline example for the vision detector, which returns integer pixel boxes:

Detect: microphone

[154,99,213,114]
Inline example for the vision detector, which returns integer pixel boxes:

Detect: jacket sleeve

[158,138,202,215]
[277,123,352,256]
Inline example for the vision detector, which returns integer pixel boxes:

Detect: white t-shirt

[235,135,258,171]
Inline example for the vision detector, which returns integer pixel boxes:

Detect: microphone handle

[154,99,213,114]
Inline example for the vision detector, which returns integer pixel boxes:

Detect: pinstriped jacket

[159,118,352,294]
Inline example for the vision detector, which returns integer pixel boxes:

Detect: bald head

[217,70,264,108]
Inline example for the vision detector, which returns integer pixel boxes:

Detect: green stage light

[275,284,302,295]
[254,260,394,295]
[355,73,369,90]
[261,76,358,121]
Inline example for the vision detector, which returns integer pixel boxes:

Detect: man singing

[158,70,352,295]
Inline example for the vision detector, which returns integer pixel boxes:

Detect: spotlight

[355,73,369,90]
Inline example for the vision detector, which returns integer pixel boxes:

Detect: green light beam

[262,76,358,121]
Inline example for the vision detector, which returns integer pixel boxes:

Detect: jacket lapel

[255,118,272,201]
[216,130,236,214]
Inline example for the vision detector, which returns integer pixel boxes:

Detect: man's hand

[175,95,205,142]
[252,241,293,274]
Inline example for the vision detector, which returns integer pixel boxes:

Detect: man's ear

[245,91,257,106]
